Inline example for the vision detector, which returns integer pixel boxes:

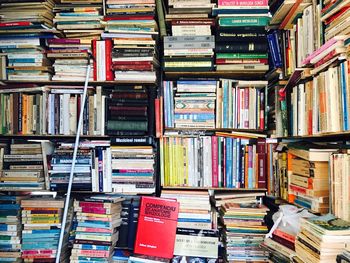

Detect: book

[134,196,179,258]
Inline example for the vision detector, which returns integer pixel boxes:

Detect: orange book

[22,94,28,135]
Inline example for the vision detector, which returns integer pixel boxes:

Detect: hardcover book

[134,196,179,258]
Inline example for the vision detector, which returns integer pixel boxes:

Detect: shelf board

[277,130,350,140]
[162,186,267,191]
[164,71,266,79]
[0,80,157,85]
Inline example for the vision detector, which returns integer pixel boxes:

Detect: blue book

[75,244,109,251]
[267,34,277,69]
[96,147,104,192]
[232,138,237,188]
[272,31,283,68]
[341,62,349,130]
[0,204,20,210]
[112,172,153,177]
[226,137,233,188]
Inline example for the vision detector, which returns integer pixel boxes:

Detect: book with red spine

[92,40,97,81]
[211,136,219,187]
[105,39,113,81]
[134,196,179,258]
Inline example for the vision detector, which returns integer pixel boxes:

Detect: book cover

[134,196,179,258]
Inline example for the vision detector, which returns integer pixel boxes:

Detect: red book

[0,21,31,27]
[47,38,81,45]
[257,139,266,189]
[134,196,179,259]
[259,89,265,130]
[92,40,97,81]
[218,0,268,6]
[105,39,114,81]
[211,136,219,187]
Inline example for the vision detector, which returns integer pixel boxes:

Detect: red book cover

[134,196,179,259]
[257,139,266,188]
[211,136,219,187]
[218,0,268,6]
[92,40,97,81]
[47,38,81,45]
[105,39,113,81]
[259,90,265,130]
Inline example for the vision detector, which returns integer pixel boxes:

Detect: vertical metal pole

[55,62,92,263]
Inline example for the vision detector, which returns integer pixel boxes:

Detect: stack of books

[287,151,329,214]
[112,249,132,263]
[53,1,103,40]
[296,214,350,263]
[286,142,337,214]
[21,196,65,262]
[163,0,215,72]
[49,141,112,192]
[105,86,154,136]
[103,0,159,83]
[70,194,124,263]
[213,0,270,73]
[161,190,213,230]
[0,195,25,263]
[47,38,94,81]
[0,0,57,81]
[330,152,350,222]
[0,143,46,191]
[164,80,217,129]
[322,0,350,42]
[218,196,269,262]
[111,145,155,194]
[161,135,267,189]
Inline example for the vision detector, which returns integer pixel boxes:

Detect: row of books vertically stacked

[0,142,156,195]
[0,0,159,83]
[0,85,155,136]
[162,0,270,73]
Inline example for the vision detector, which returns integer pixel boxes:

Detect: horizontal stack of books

[163,0,215,72]
[161,136,267,189]
[47,38,94,82]
[330,152,350,222]
[296,214,350,263]
[0,195,25,263]
[163,79,267,129]
[212,0,270,73]
[161,190,212,230]
[0,143,46,191]
[53,1,103,40]
[21,196,65,262]
[105,86,154,136]
[70,194,124,263]
[287,148,330,214]
[322,0,350,42]
[111,145,155,194]
[218,195,269,262]
[103,0,159,83]
[49,141,112,192]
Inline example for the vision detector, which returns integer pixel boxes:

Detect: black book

[215,42,268,53]
[216,32,267,42]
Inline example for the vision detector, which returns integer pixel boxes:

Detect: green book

[219,16,270,27]
[216,53,268,59]
[107,121,148,131]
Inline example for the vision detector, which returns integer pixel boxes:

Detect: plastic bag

[266,204,314,238]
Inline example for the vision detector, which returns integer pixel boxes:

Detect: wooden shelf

[0,80,157,85]
[277,130,350,140]
[162,186,267,191]
[164,71,267,79]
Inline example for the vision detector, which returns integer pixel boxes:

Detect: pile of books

[161,135,267,189]
[163,80,217,129]
[103,0,159,83]
[53,1,103,40]
[105,86,154,136]
[111,145,155,194]
[49,141,112,192]
[212,0,269,73]
[330,152,350,222]
[21,196,65,262]
[47,39,94,81]
[70,194,124,263]
[337,248,350,263]
[161,190,213,230]
[163,0,215,72]
[217,194,269,262]
[0,143,46,191]
[0,195,25,263]
[296,214,350,263]
[0,0,57,81]
[286,142,337,214]
[322,0,350,41]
